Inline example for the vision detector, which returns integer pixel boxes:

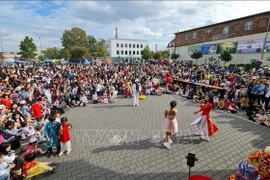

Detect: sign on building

[236,39,264,54]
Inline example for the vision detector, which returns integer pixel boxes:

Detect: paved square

[39,95,270,180]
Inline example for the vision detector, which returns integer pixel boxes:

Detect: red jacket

[32,103,42,119]
[60,124,70,143]
[1,98,11,109]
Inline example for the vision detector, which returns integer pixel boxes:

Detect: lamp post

[0,41,3,53]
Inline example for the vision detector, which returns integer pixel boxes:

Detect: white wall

[175,32,270,65]
[108,38,148,59]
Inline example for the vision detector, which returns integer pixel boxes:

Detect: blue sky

[0,1,270,52]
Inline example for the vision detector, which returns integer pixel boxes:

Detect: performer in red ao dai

[192,96,218,142]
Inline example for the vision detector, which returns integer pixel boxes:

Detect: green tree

[161,50,169,59]
[18,36,37,59]
[37,55,45,61]
[0,53,5,61]
[153,52,161,60]
[190,51,202,64]
[70,46,89,60]
[219,51,232,63]
[141,46,151,61]
[84,51,92,60]
[44,47,59,59]
[59,48,71,60]
[95,39,109,58]
[86,35,97,56]
[61,27,87,49]
[171,53,179,60]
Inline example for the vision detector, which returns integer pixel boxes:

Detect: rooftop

[109,38,148,42]
[175,11,270,34]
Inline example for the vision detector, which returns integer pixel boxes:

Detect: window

[116,50,119,55]
[129,51,131,55]
[125,44,128,48]
[121,51,123,55]
[133,51,135,55]
[137,44,139,48]
[192,32,197,39]
[116,43,119,48]
[129,44,131,48]
[245,21,253,30]
[121,43,123,48]
[141,44,143,48]
[133,44,135,48]
[125,51,127,55]
[223,26,229,35]
[185,34,188,40]
[137,51,139,55]
[206,30,211,36]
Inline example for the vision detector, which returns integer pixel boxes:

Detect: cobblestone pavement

[38,95,270,180]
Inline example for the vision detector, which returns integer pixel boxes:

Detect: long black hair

[0,142,11,155]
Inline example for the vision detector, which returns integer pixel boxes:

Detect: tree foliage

[95,39,109,58]
[61,27,87,49]
[141,46,151,61]
[153,52,161,60]
[70,46,89,60]
[171,53,179,60]
[190,51,202,64]
[37,55,45,61]
[161,50,169,59]
[59,49,71,60]
[84,51,92,60]
[44,48,60,59]
[219,51,233,63]
[18,36,37,59]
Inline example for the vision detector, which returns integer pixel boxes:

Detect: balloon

[265,146,270,156]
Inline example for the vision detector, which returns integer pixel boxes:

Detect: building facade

[107,38,148,62]
[167,38,175,57]
[171,11,270,65]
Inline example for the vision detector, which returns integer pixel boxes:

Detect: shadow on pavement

[39,159,234,180]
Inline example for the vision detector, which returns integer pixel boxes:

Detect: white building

[167,38,175,58]
[107,38,148,62]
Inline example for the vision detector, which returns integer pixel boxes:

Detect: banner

[236,39,264,54]
[217,42,237,54]
[264,39,270,53]
[201,44,218,55]
[188,45,201,55]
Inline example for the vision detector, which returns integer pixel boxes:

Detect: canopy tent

[83,56,90,65]
[44,59,53,63]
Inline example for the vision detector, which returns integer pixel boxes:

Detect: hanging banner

[201,44,218,55]
[217,42,237,54]
[264,39,270,53]
[188,45,201,55]
[236,39,264,54]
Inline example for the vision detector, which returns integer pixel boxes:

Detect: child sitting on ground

[101,90,108,104]
[227,101,239,113]
[34,124,46,144]
[23,152,56,180]
[240,95,249,110]
[23,137,46,159]
[92,91,98,104]
[253,108,268,124]
[0,152,15,180]
[145,87,151,96]
[80,93,88,106]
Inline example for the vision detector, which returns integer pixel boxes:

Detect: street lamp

[0,41,3,53]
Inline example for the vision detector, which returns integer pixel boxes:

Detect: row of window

[116,43,144,49]
[185,21,253,40]
[116,50,140,55]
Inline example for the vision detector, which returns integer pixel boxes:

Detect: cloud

[1,1,270,52]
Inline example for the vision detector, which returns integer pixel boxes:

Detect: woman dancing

[192,96,218,142]
[163,100,178,149]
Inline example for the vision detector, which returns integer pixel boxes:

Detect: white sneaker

[194,132,201,136]
[163,142,171,149]
[169,139,173,144]
[58,152,63,157]
[200,136,209,142]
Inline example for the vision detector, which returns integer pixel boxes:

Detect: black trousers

[265,96,270,111]
[257,94,265,105]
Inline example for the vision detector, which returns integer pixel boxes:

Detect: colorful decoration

[224,63,229,68]
[265,146,270,156]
